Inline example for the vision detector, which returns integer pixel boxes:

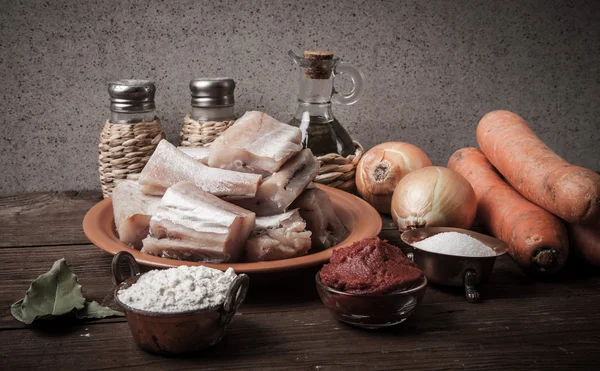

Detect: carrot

[568,221,600,267]
[477,110,600,224]
[448,148,569,276]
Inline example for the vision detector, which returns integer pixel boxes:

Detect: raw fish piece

[177,146,209,165]
[230,149,319,216]
[138,140,261,197]
[246,209,312,262]
[291,188,348,250]
[208,111,303,175]
[142,236,227,262]
[141,181,255,263]
[112,180,160,249]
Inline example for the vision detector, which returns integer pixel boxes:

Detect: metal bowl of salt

[401,227,508,303]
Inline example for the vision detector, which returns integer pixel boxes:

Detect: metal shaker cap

[190,78,235,108]
[108,80,156,113]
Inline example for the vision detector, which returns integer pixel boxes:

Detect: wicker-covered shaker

[99,80,165,198]
[180,78,237,147]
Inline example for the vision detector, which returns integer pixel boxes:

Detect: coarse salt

[117,265,237,313]
[412,232,496,257]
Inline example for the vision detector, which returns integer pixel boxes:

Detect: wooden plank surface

[0,190,402,247]
[0,191,102,247]
[2,300,599,371]
[1,192,599,370]
[1,250,599,370]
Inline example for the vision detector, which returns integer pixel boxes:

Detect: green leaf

[11,258,86,324]
[75,301,124,319]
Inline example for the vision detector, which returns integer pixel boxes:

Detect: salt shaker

[99,80,165,198]
[180,78,237,147]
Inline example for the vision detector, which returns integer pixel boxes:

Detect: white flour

[412,232,496,257]
[118,266,237,313]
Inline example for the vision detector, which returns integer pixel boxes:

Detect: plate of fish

[83,111,382,273]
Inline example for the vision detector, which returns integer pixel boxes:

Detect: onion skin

[391,166,477,231]
[356,142,432,214]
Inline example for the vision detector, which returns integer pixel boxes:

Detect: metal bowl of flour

[112,251,249,354]
[401,227,508,303]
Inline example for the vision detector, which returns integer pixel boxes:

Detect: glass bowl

[315,271,427,329]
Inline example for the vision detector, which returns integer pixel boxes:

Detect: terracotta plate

[83,184,382,273]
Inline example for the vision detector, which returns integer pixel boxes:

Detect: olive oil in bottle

[287,50,364,157]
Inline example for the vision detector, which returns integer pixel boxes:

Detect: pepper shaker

[99,80,165,198]
[180,77,237,147]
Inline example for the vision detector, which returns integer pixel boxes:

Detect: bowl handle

[220,274,250,327]
[464,269,480,303]
[111,251,141,285]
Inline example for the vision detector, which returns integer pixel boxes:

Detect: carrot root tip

[532,248,557,270]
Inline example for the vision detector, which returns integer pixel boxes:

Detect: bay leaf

[11,258,86,324]
[75,301,124,319]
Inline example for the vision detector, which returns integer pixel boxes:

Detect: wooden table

[1,191,599,370]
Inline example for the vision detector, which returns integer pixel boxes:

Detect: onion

[356,142,432,214]
[391,166,477,231]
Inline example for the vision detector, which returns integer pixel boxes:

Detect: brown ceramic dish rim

[113,275,223,317]
[83,184,382,272]
[315,271,428,298]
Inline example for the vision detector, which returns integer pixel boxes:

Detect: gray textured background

[1,0,599,196]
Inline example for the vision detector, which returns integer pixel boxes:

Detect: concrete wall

[1,0,598,196]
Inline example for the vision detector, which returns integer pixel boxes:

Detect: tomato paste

[319,237,423,294]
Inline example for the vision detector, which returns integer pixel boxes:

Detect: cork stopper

[303,50,335,79]
[304,50,334,60]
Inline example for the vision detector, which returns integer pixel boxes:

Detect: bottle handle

[331,62,365,106]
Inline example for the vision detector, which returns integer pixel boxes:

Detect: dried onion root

[356,142,431,214]
[391,166,477,231]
